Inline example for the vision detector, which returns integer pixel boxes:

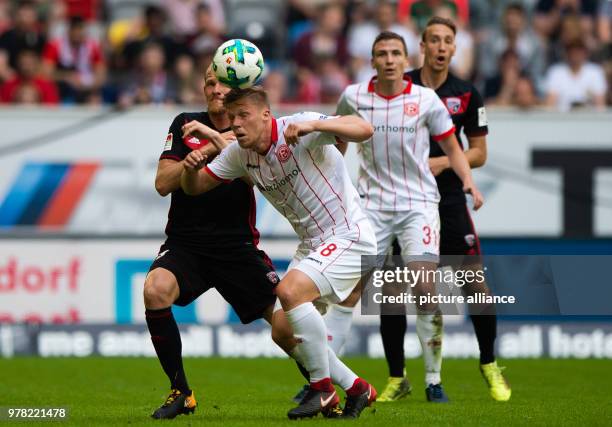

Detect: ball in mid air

[212,39,265,89]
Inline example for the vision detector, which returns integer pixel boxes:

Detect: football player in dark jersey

[378,16,511,403]
[143,65,285,419]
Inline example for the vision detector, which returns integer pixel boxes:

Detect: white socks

[285,303,358,389]
[285,302,330,382]
[323,304,354,355]
[327,347,358,390]
[416,312,443,385]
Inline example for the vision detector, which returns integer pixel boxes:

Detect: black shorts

[439,202,481,256]
[148,242,279,324]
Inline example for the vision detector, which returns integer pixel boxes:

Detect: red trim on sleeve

[160,154,182,161]
[432,126,456,142]
[204,166,231,183]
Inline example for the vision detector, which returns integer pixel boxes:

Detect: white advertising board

[0,107,610,237]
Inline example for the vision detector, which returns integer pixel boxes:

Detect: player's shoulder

[405,68,420,82]
[280,111,331,124]
[445,73,483,101]
[342,82,364,96]
[437,73,476,97]
[340,81,369,101]
[446,72,473,89]
[411,82,439,101]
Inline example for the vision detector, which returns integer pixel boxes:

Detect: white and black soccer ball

[212,39,265,89]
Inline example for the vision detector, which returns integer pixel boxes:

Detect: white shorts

[365,207,440,264]
[277,220,377,308]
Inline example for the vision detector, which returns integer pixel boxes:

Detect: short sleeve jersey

[160,111,260,250]
[406,69,489,206]
[336,76,455,211]
[205,112,367,246]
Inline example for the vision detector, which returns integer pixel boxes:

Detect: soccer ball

[212,39,265,89]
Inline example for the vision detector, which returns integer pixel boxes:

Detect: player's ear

[419,40,425,55]
[402,52,410,69]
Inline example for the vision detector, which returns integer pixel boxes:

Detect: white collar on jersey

[367,75,413,100]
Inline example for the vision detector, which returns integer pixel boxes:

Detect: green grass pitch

[1,357,610,426]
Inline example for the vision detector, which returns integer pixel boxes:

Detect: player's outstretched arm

[180,150,222,195]
[314,115,374,142]
[438,134,484,210]
[284,116,373,145]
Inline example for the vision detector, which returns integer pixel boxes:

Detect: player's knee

[143,270,178,308]
[275,281,298,307]
[275,271,320,310]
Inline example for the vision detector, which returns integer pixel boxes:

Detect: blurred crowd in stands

[0,0,609,110]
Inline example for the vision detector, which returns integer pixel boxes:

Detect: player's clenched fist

[183,149,208,171]
[182,120,215,140]
[463,184,484,211]
[283,121,316,146]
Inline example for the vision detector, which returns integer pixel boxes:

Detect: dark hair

[371,31,408,57]
[421,16,457,42]
[223,86,270,109]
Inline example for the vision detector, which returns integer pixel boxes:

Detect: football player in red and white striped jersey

[180,86,380,419]
[333,31,483,403]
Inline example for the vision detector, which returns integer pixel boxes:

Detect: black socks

[145,307,190,394]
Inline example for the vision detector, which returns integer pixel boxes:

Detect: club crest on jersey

[183,135,209,150]
[404,102,419,116]
[464,234,476,247]
[445,97,462,114]
[267,271,280,284]
[276,144,291,163]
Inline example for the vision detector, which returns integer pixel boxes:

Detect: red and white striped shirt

[206,112,368,245]
[337,76,455,211]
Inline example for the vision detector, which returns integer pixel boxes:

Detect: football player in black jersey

[143,65,289,419]
[378,16,511,402]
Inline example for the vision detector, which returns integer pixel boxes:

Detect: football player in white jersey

[180,86,378,419]
[331,31,484,402]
